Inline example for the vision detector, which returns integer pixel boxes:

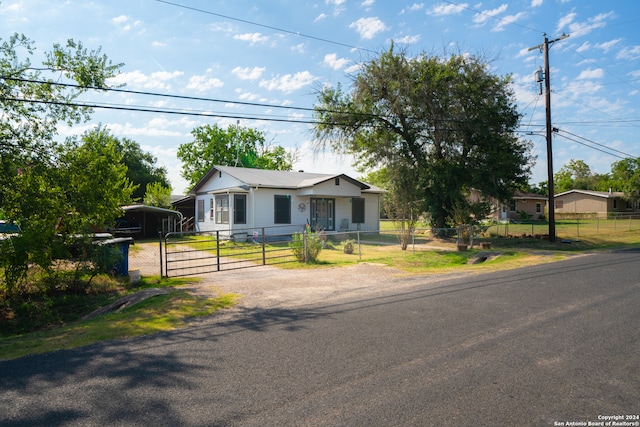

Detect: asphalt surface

[1,250,638,426]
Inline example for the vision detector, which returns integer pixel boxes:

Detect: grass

[3,226,639,361]
[0,275,238,361]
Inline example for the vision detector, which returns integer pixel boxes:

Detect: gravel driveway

[128,242,470,310]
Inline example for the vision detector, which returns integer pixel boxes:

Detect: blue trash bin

[98,237,134,276]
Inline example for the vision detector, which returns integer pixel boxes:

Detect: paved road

[1,251,638,426]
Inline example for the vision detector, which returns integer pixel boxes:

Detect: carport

[115,204,184,238]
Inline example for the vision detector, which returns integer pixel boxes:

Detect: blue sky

[2,0,640,193]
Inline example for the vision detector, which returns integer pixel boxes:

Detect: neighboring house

[499,190,547,221]
[471,189,547,221]
[554,189,638,218]
[189,165,384,236]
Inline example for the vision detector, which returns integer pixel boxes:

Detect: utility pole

[528,33,568,243]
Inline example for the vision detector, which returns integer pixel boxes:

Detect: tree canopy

[0,34,124,294]
[116,137,170,201]
[610,157,640,203]
[177,123,294,188]
[313,46,533,228]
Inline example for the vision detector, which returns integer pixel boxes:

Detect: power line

[154,0,376,54]
[553,131,627,160]
[0,96,325,125]
[2,76,319,114]
[4,77,535,129]
[555,128,636,158]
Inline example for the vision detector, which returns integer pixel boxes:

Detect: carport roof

[121,204,183,219]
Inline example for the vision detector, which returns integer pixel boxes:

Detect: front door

[310,198,335,231]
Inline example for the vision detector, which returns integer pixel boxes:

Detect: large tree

[0,34,122,293]
[610,157,640,204]
[553,159,615,193]
[177,123,293,188]
[116,137,170,201]
[313,46,533,228]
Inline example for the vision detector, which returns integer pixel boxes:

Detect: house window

[509,200,516,212]
[234,194,246,224]
[197,199,205,222]
[352,198,365,224]
[274,195,291,224]
[209,198,214,220]
[556,199,564,209]
[536,203,541,213]
[335,177,340,186]
[613,199,617,209]
[216,195,229,224]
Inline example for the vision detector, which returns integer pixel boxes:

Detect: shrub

[289,226,323,262]
[342,239,355,254]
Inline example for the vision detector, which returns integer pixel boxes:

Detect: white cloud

[473,4,508,26]
[559,11,615,37]
[326,0,346,15]
[596,38,621,53]
[576,68,604,80]
[617,46,640,61]
[233,32,269,45]
[231,66,266,80]
[349,17,389,40]
[186,75,224,92]
[314,13,328,22]
[108,70,184,90]
[112,15,128,24]
[105,122,185,138]
[428,2,468,16]
[147,116,198,130]
[210,22,234,33]
[236,90,263,102]
[324,53,350,70]
[576,41,591,53]
[345,63,364,74]
[394,34,421,44]
[259,71,318,93]
[361,0,375,7]
[562,80,603,99]
[111,14,141,32]
[400,3,424,14]
[492,12,526,32]
[531,0,543,6]
[152,41,166,48]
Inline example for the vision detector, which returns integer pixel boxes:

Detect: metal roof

[554,189,624,198]
[190,165,384,194]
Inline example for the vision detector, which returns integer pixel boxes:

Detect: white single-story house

[189,165,384,236]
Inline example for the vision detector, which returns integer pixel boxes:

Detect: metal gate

[160,226,303,277]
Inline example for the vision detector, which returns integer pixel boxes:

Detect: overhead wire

[555,128,636,158]
[154,0,376,54]
[0,96,325,126]
[553,131,628,160]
